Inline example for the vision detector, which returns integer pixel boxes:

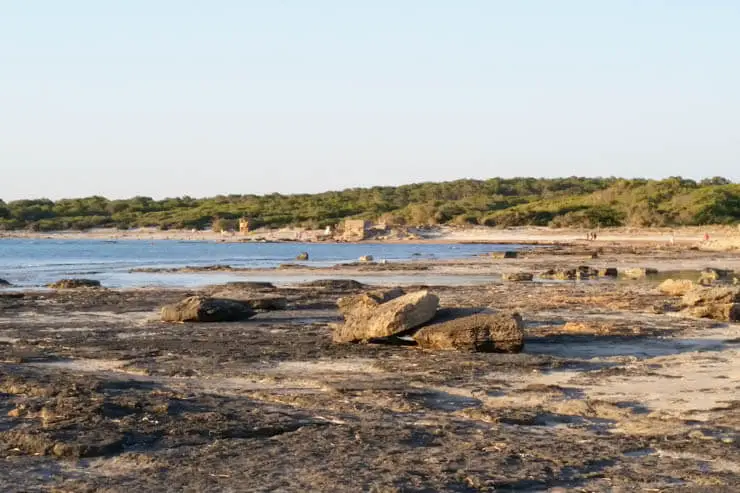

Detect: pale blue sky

[1,1,739,200]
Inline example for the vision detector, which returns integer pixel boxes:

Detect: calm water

[0,239,522,288]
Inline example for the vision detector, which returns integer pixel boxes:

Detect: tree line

[1,176,738,232]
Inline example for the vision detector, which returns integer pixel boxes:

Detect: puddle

[526,337,728,360]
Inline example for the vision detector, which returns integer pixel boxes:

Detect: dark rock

[160,296,255,322]
[598,268,619,277]
[0,279,10,286]
[413,312,524,353]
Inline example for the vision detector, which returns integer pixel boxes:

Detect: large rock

[700,268,734,281]
[0,279,10,286]
[47,279,101,289]
[160,296,255,322]
[598,267,619,277]
[658,279,695,296]
[333,291,439,343]
[412,311,524,353]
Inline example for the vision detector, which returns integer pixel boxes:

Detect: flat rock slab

[333,290,439,343]
[413,312,524,353]
[161,296,255,323]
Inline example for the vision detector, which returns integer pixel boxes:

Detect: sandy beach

[3,224,740,248]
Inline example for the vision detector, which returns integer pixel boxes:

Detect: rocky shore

[0,242,739,491]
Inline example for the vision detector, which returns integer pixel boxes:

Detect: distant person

[704,232,710,242]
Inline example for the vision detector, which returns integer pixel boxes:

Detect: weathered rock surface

[337,288,405,319]
[47,279,101,289]
[160,296,255,323]
[658,279,695,296]
[680,286,740,321]
[622,268,659,279]
[333,291,439,343]
[502,272,533,282]
[412,311,524,353]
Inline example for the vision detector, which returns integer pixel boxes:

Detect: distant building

[239,218,251,234]
[343,219,369,241]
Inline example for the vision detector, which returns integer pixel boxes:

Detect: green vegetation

[1,177,739,231]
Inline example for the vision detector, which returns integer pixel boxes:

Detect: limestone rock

[413,312,524,353]
[160,296,255,322]
[337,288,405,319]
[47,279,101,289]
[333,291,439,343]
[658,279,695,296]
[502,272,534,282]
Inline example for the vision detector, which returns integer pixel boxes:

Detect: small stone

[502,272,534,282]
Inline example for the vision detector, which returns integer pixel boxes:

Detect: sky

[1,1,739,200]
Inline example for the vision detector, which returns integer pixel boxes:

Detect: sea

[0,239,523,289]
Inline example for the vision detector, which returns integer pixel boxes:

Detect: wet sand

[0,244,738,491]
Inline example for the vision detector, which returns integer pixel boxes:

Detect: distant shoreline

[1,225,738,249]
